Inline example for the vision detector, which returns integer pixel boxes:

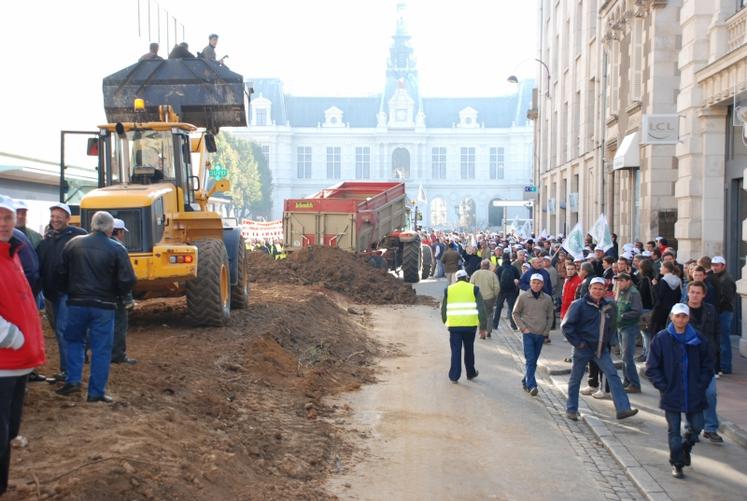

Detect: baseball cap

[530,273,544,282]
[614,272,631,281]
[0,194,16,213]
[113,218,129,232]
[50,202,72,216]
[670,303,690,316]
[590,277,606,286]
[13,199,28,210]
[455,270,468,279]
[712,256,726,265]
[641,251,652,257]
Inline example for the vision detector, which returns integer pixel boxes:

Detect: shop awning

[613,132,640,170]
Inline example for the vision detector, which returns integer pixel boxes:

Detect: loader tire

[186,239,231,326]
[421,245,433,280]
[401,241,421,284]
[231,237,249,309]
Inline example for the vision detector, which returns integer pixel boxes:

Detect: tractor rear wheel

[421,245,433,280]
[230,237,250,309]
[186,239,231,326]
[401,241,421,283]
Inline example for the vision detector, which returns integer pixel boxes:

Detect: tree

[213,133,273,220]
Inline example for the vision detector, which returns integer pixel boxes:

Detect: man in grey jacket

[513,274,554,396]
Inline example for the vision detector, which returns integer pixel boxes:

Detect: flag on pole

[540,228,549,239]
[416,184,427,203]
[589,214,613,252]
[562,222,585,260]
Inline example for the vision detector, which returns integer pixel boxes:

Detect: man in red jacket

[0,194,45,494]
[561,261,582,319]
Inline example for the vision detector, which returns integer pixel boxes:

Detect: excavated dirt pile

[7,285,380,500]
[247,246,417,305]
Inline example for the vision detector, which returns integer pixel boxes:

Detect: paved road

[327,278,642,500]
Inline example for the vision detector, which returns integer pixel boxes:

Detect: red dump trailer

[282,181,431,283]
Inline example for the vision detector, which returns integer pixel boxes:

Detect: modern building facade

[535,0,747,354]
[236,4,534,230]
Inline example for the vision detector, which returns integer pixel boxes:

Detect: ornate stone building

[235,4,534,230]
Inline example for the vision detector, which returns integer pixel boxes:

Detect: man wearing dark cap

[615,272,642,392]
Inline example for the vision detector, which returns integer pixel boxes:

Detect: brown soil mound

[248,246,417,305]
[8,285,379,500]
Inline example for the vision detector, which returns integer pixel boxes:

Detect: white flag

[590,214,613,252]
[562,222,585,260]
[416,184,427,203]
[540,228,549,239]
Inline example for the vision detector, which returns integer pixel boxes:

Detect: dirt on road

[6,251,415,500]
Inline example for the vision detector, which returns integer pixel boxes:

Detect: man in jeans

[709,256,735,374]
[646,303,713,479]
[615,273,642,393]
[55,211,136,403]
[512,274,554,396]
[562,277,639,421]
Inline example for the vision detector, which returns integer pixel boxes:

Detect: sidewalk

[507,325,747,500]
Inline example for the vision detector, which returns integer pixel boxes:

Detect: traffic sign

[210,164,228,180]
[524,185,538,193]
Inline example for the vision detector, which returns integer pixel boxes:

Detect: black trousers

[0,375,27,494]
[112,302,129,362]
[587,360,610,391]
[493,291,518,329]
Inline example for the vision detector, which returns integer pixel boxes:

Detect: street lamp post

[507,58,551,98]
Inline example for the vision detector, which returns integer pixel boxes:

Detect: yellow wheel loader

[60,58,251,326]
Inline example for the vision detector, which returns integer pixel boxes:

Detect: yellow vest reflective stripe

[446,281,479,327]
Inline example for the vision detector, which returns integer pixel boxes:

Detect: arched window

[392,148,410,179]
[430,197,448,227]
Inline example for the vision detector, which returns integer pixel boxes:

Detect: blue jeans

[703,376,719,433]
[449,328,477,381]
[522,333,545,390]
[435,259,445,278]
[64,306,115,398]
[718,311,733,373]
[665,410,703,467]
[567,346,631,413]
[51,295,69,372]
[640,309,652,358]
[619,324,641,388]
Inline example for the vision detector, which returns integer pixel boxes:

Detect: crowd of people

[139,33,226,65]
[434,229,737,479]
[0,195,136,493]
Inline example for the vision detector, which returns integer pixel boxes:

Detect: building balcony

[728,7,747,53]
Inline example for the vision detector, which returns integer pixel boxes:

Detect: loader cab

[95,124,198,211]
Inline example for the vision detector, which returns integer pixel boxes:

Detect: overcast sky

[0,0,537,161]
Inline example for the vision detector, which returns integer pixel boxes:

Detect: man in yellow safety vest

[441,269,488,383]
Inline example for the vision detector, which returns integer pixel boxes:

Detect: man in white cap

[0,194,46,494]
[13,200,42,248]
[37,202,87,381]
[645,303,713,479]
[512,273,554,395]
[709,256,736,374]
[562,277,638,421]
[441,269,488,383]
[110,219,136,365]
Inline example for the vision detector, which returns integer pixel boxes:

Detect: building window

[630,17,643,103]
[431,147,446,179]
[260,145,270,169]
[460,147,475,179]
[489,147,504,180]
[296,146,311,179]
[255,109,268,126]
[355,147,370,179]
[326,146,341,179]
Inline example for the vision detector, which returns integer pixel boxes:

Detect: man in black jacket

[37,203,87,380]
[493,251,520,330]
[709,256,736,374]
[55,211,136,403]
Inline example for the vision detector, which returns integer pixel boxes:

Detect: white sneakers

[592,389,610,399]
[580,386,595,395]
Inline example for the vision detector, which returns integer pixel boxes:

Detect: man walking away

[37,203,86,381]
[494,251,520,330]
[562,278,638,421]
[441,270,487,383]
[513,274,554,396]
[686,282,723,443]
[441,243,461,284]
[645,303,713,479]
[709,256,735,374]
[0,194,45,494]
[615,273,642,392]
[470,260,500,339]
[56,212,136,403]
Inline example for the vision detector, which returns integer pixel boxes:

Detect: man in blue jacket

[562,277,638,422]
[645,303,713,479]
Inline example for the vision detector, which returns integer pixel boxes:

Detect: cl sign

[642,114,679,144]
